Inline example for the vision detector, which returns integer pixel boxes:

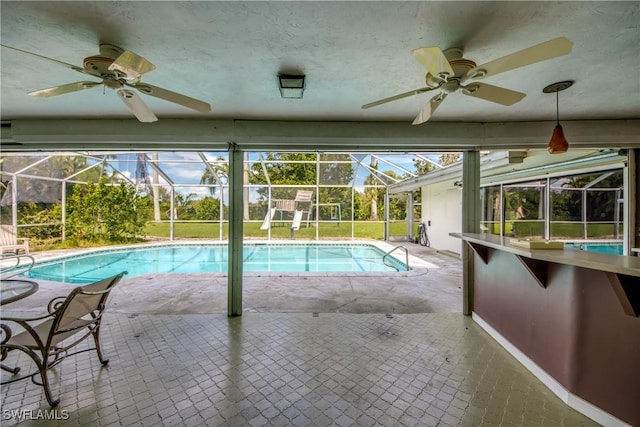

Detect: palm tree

[369,156,379,220]
[200,156,228,197]
[151,152,161,221]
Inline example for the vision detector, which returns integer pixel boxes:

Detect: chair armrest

[47,296,68,314]
[1,323,14,351]
[79,288,113,296]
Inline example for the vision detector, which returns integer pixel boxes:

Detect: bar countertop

[451,232,640,277]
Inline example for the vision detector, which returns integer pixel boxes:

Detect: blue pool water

[566,242,623,255]
[21,243,408,284]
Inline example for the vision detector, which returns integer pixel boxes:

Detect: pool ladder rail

[382,246,410,271]
[0,253,36,280]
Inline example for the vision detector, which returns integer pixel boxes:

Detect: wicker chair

[0,271,127,407]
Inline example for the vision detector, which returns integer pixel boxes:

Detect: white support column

[228,144,244,316]
[461,150,480,315]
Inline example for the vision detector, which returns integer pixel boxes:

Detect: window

[550,170,623,240]
[480,185,501,235]
[503,180,546,239]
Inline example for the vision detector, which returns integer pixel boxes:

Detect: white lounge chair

[0,225,29,255]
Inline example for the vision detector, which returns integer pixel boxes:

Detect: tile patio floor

[0,242,600,426]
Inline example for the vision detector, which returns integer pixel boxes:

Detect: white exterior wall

[421,180,463,255]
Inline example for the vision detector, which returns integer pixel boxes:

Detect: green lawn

[23,220,414,252]
[485,221,621,239]
[144,221,414,240]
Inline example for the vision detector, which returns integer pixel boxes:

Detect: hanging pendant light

[543,81,573,154]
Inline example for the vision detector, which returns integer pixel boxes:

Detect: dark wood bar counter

[453,233,640,427]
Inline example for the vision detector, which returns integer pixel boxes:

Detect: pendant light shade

[543,81,573,154]
[547,124,568,154]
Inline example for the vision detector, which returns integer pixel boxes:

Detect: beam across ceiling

[2,119,639,152]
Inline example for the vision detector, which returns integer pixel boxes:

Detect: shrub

[66,178,150,242]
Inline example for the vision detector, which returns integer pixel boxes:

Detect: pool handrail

[383,245,409,271]
[0,253,35,280]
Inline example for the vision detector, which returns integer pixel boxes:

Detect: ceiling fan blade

[29,81,102,98]
[129,82,211,113]
[108,50,156,80]
[412,93,447,125]
[0,44,100,77]
[361,87,434,109]
[117,89,158,123]
[464,37,573,81]
[412,47,455,79]
[461,82,525,106]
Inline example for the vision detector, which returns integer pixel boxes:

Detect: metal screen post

[228,144,244,316]
[61,182,66,241]
[407,192,414,241]
[384,192,390,241]
[462,151,480,316]
[11,175,17,229]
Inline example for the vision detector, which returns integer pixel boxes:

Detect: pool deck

[4,240,463,315]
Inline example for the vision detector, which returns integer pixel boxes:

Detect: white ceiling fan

[362,37,573,125]
[1,43,212,123]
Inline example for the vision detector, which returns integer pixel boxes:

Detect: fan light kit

[362,37,573,125]
[278,74,305,99]
[543,80,573,154]
[1,43,212,123]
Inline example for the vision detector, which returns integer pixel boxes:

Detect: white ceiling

[1,1,638,126]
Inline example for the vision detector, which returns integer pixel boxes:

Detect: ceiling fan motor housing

[424,57,477,92]
[450,58,477,79]
[83,56,116,76]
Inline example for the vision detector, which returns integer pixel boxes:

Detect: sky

[111,151,453,199]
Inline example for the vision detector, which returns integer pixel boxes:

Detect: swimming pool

[21,243,408,284]
[565,242,623,255]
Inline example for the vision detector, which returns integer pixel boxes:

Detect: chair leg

[1,325,21,374]
[92,326,109,365]
[40,373,60,407]
[37,355,60,408]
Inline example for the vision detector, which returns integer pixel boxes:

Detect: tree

[317,157,354,220]
[412,153,461,175]
[150,152,161,221]
[412,157,436,175]
[1,154,106,236]
[251,153,315,202]
[250,153,317,196]
[200,156,228,197]
[66,177,149,242]
[249,153,354,220]
[439,153,461,166]
[358,168,403,221]
[369,156,379,220]
[174,192,198,220]
[192,197,220,220]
